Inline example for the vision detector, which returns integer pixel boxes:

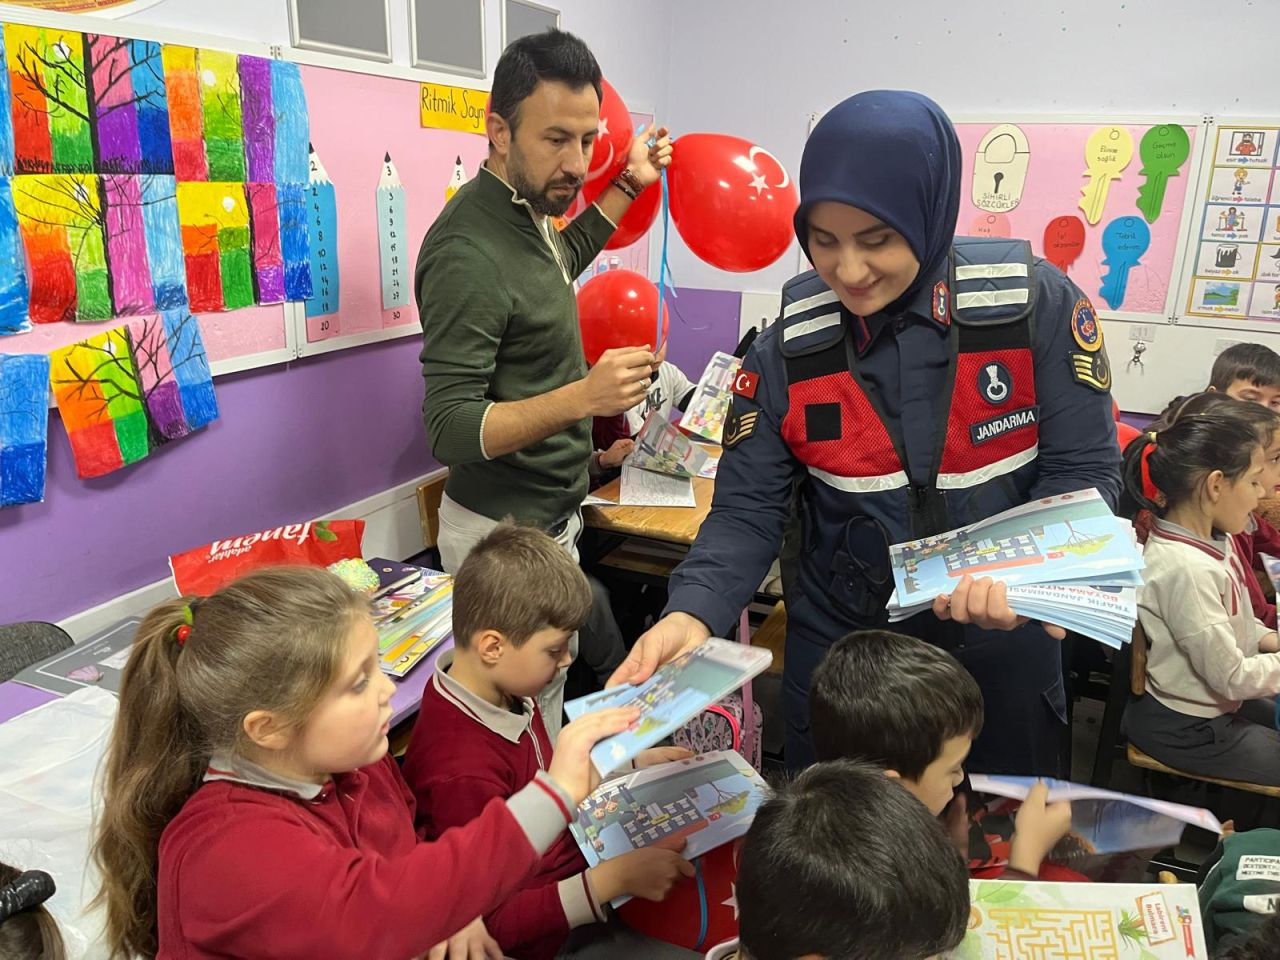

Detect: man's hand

[628,124,672,189]
[932,575,1067,640]
[607,612,710,688]
[576,345,664,417]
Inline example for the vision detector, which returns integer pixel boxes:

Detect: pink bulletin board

[291,61,491,357]
[953,118,1202,320]
[0,299,293,376]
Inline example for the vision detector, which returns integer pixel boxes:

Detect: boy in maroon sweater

[402,524,695,959]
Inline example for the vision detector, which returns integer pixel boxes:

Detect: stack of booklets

[887,488,1143,649]
[613,413,711,508]
[565,638,772,774]
[372,569,453,678]
[570,750,768,904]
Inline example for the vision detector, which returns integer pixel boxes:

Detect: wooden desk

[584,445,718,546]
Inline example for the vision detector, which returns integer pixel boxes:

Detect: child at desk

[92,565,637,960]
[809,629,1073,881]
[706,760,970,960]
[401,523,696,959]
[1122,401,1280,785]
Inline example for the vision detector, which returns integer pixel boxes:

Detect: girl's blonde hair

[92,565,368,958]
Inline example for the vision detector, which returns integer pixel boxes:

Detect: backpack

[673,692,763,770]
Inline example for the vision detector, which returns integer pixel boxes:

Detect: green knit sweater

[416,165,615,528]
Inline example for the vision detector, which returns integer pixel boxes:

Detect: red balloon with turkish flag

[577,270,667,365]
[668,133,798,272]
[605,183,661,249]
[587,78,634,184]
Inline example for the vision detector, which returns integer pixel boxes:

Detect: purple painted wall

[1,338,436,624]
[662,287,744,382]
[2,286,750,627]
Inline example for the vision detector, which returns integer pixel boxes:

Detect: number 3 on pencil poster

[305,144,341,341]
[377,151,412,324]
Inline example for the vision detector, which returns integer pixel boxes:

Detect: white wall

[656,0,1280,411]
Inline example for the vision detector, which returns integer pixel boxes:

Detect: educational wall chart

[0,21,313,332]
[48,307,217,478]
[1183,123,1280,323]
[0,352,49,505]
[956,120,1198,317]
[303,142,338,330]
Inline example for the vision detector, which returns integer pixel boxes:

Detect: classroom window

[502,0,560,48]
[289,0,394,63]
[411,0,486,78]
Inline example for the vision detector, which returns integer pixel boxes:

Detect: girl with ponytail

[1122,397,1280,785]
[92,565,636,959]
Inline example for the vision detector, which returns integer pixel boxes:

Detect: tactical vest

[779,238,1039,538]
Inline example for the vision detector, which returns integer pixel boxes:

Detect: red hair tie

[1139,432,1161,503]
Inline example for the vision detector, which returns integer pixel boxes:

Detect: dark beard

[510,166,582,218]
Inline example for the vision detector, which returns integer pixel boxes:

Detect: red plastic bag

[169,519,365,596]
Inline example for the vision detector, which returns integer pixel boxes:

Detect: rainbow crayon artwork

[49,309,218,478]
[0,24,315,331]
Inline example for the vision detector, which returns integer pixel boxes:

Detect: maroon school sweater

[402,662,602,959]
[156,752,573,959]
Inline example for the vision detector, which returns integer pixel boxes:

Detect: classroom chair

[1126,622,1280,799]
[0,622,73,682]
[416,474,447,550]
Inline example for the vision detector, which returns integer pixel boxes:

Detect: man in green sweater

[417,28,671,735]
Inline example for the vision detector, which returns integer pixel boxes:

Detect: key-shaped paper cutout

[1079,126,1134,225]
[1043,215,1086,273]
[970,212,1012,238]
[1135,124,1190,224]
[1099,216,1150,309]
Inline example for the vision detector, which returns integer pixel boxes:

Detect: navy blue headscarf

[794,90,961,303]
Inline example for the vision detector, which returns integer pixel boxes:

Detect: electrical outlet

[1129,324,1156,341]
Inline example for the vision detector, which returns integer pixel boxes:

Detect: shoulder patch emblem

[1071,299,1103,353]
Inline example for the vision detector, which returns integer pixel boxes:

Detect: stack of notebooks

[887,488,1144,649]
[369,561,453,677]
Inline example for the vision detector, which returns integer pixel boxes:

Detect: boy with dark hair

[402,523,695,960]
[707,759,970,960]
[809,629,1071,878]
[1209,343,1280,410]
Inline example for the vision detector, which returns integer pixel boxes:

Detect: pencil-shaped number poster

[305,143,339,331]
[377,152,409,311]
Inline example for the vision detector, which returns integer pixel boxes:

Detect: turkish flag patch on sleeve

[732,369,760,399]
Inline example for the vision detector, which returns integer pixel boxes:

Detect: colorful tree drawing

[49,308,218,477]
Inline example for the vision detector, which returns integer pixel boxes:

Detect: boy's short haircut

[810,630,983,778]
[451,522,592,648]
[736,759,970,960]
[1210,343,1280,391]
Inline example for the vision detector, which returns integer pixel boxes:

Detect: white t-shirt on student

[624,361,696,434]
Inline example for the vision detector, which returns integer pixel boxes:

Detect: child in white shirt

[1124,397,1280,784]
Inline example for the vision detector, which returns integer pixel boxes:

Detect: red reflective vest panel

[780,341,1038,492]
